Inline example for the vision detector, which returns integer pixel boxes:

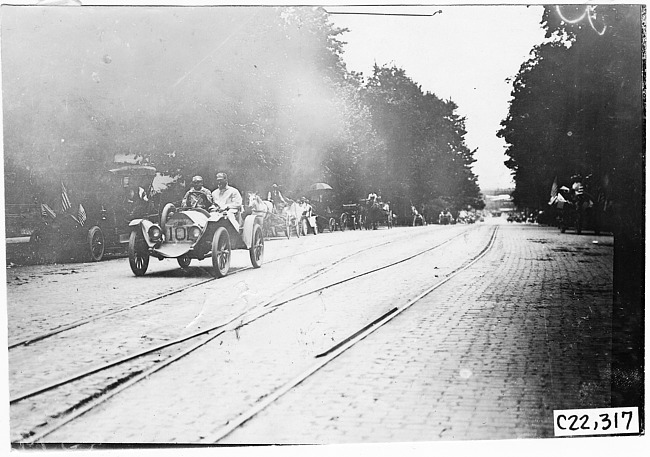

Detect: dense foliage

[4,6,482,216]
[499,5,643,229]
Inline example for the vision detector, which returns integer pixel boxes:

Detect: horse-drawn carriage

[338,202,364,231]
[247,193,302,239]
[364,199,393,230]
[128,202,264,278]
[557,195,603,235]
[551,175,609,235]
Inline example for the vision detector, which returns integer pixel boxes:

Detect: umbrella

[307,182,333,192]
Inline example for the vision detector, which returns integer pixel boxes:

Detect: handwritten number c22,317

[600,413,611,430]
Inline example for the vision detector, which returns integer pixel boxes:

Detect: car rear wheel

[211,226,231,278]
[87,226,105,262]
[249,224,264,268]
[177,254,191,269]
[128,230,149,276]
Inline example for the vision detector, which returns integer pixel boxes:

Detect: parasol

[307,182,333,192]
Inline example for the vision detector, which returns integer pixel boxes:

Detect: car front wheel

[211,226,231,278]
[128,230,149,276]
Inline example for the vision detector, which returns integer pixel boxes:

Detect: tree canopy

[499,5,643,225]
[4,6,483,215]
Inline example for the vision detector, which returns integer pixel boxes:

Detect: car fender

[131,219,157,247]
[242,214,262,249]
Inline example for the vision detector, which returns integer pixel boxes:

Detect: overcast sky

[326,5,547,191]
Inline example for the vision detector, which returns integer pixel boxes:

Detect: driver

[211,172,243,217]
[182,176,213,209]
[267,183,286,213]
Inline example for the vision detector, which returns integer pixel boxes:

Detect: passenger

[181,176,213,210]
[570,174,585,199]
[267,183,286,213]
[267,183,286,205]
[125,184,149,219]
[300,197,318,235]
[212,172,243,219]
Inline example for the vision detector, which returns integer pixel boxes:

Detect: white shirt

[212,185,243,211]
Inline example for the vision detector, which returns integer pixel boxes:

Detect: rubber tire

[340,214,348,232]
[211,227,231,278]
[177,255,191,269]
[87,226,105,262]
[128,230,150,276]
[329,217,336,233]
[160,203,176,232]
[301,218,310,236]
[249,224,264,268]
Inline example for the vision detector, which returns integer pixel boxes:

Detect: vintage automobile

[30,165,159,263]
[128,203,264,277]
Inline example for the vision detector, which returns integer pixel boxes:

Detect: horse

[365,200,387,230]
[282,198,302,236]
[248,192,274,235]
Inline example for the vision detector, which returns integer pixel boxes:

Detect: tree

[362,65,482,211]
[499,5,644,407]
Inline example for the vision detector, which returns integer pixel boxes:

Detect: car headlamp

[148,225,162,241]
[188,226,201,241]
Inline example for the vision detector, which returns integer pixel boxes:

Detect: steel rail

[9,236,399,404]
[8,231,397,349]
[11,226,437,404]
[13,224,479,442]
[203,226,499,443]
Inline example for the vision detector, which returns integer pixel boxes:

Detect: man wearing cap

[212,172,243,218]
[182,176,213,209]
[267,183,286,213]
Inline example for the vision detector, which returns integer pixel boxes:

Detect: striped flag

[61,181,72,212]
[549,176,558,205]
[41,203,57,219]
[77,204,87,226]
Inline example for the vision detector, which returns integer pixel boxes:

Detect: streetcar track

[8,230,407,349]
[9,237,399,404]
[10,227,437,404]
[203,225,499,443]
[12,224,483,442]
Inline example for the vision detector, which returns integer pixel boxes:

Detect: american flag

[61,181,72,212]
[77,204,87,226]
[41,203,56,219]
[549,176,558,205]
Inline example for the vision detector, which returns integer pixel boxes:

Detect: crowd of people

[178,174,477,232]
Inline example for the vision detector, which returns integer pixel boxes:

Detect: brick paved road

[37,222,628,447]
[221,223,614,443]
